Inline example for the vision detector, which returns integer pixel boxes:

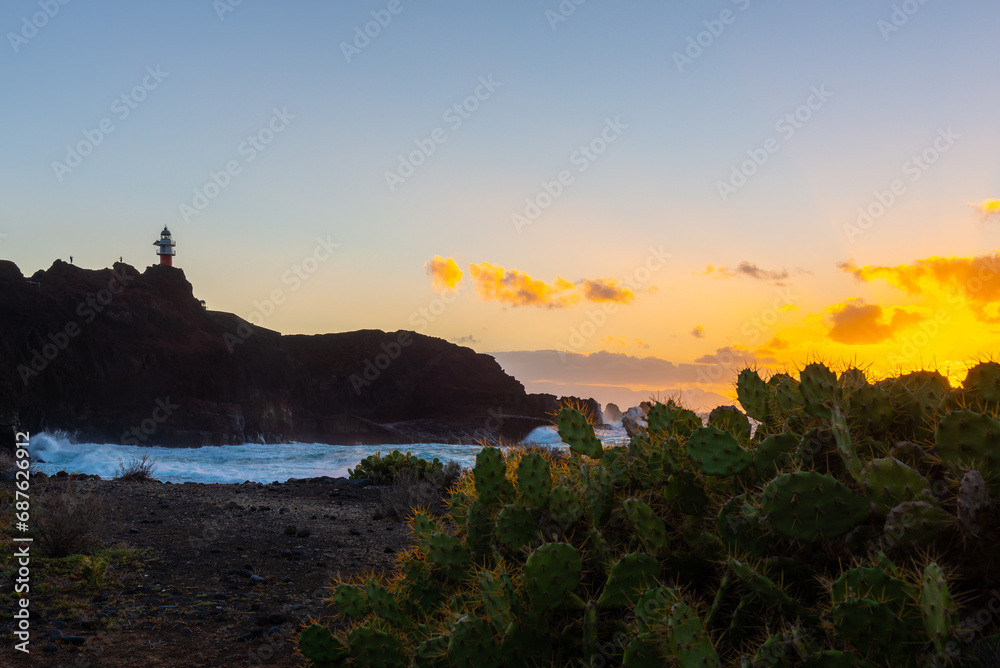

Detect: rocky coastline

[0,260,599,449]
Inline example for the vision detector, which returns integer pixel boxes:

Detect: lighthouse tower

[153,226,176,266]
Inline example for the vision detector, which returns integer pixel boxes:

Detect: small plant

[379,461,463,520]
[78,555,109,589]
[348,450,445,485]
[36,483,106,557]
[114,454,157,481]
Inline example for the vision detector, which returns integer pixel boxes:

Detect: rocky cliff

[0,260,599,446]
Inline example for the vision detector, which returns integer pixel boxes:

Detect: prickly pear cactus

[299,623,349,665]
[303,361,1000,667]
[523,542,583,612]
[515,452,551,508]
[707,404,751,443]
[622,497,670,553]
[799,362,842,418]
[934,410,1000,492]
[920,562,954,657]
[858,457,931,515]
[762,471,868,542]
[964,361,1000,406]
[957,469,990,536]
[473,446,513,507]
[737,368,771,423]
[686,425,752,476]
[557,407,603,459]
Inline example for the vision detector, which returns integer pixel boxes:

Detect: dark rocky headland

[0,260,599,447]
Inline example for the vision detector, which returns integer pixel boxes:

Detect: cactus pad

[524,542,583,612]
[448,615,501,668]
[496,502,540,551]
[299,624,349,664]
[597,553,661,608]
[333,582,370,620]
[622,497,670,553]
[884,501,950,548]
[762,471,869,542]
[557,407,603,459]
[708,405,751,442]
[798,362,841,418]
[737,368,771,422]
[858,457,932,515]
[515,452,551,508]
[474,447,513,507]
[934,409,1000,492]
[686,425,752,476]
[347,626,405,667]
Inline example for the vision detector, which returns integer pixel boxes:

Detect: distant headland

[0,259,599,448]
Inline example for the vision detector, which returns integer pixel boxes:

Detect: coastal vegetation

[299,361,1000,667]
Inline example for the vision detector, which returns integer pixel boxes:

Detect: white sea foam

[25,425,627,484]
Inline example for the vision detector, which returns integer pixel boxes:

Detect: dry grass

[380,460,462,521]
[114,453,157,481]
[0,448,37,478]
[35,482,107,557]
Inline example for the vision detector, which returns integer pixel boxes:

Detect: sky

[3,0,1000,412]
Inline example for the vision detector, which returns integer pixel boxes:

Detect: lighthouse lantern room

[154,226,176,266]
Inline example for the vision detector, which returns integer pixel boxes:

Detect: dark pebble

[42,644,58,653]
[62,635,87,645]
[296,529,310,538]
[348,528,361,536]
[283,526,297,536]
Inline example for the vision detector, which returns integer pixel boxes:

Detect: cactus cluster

[298,361,1000,667]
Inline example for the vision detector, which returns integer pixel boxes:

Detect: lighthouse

[153,226,176,266]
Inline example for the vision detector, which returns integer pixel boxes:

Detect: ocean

[26,425,629,484]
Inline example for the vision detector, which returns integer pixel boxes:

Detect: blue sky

[3,0,998,409]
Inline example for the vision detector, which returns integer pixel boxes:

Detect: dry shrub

[114,454,157,481]
[36,483,107,557]
[0,448,37,478]
[380,460,463,521]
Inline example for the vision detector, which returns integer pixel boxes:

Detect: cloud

[969,199,1000,217]
[581,279,635,304]
[703,261,790,283]
[840,253,1000,322]
[453,334,480,345]
[425,256,463,292]
[691,325,705,338]
[600,336,649,349]
[467,263,580,308]
[436,261,637,308]
[693,345,777,365]
[826,298,923,344]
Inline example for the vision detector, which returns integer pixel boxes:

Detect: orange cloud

[694,345,777,365]
[691,325,705,338]
[445,262,639,308]
[425,256,463,292]
[826,298,923,344]
[703,261,790,282]
[600,336,649,349]
[467,263,580,308]
[581,279,634,304]
[840,253,1000,322]
[970,199,1000,216]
